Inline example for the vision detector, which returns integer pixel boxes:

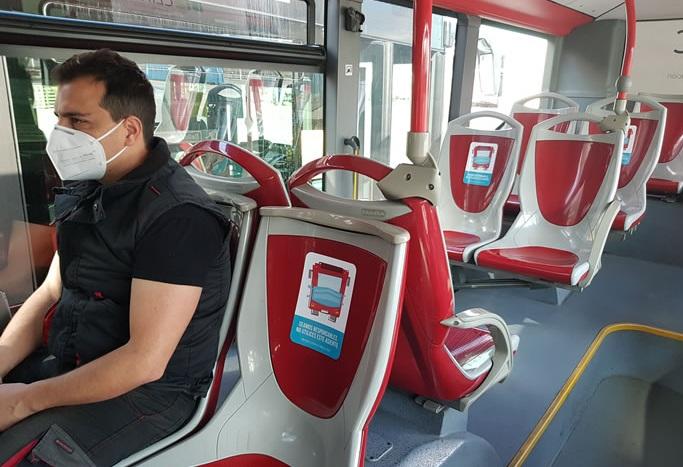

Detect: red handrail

[288,155,392,190]
[180,140,290,207]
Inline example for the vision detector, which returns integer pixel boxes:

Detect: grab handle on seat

[533,112,609,133]
[441,308,514,411]
[288,154,393,190]
[513,92,579,111]
[450,110,523,133]
[180,140,290,207]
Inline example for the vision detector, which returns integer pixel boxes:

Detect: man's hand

[0,383,34,431]
[0,253,61,379]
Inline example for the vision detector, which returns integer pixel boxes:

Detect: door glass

[471,24,550,129]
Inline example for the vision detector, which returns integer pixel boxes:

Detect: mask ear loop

[98,119,129,165]
[106,145,128,165]
[96,119,125,142]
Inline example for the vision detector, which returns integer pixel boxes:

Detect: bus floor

[365,198,683,466]
[459,220,683,464]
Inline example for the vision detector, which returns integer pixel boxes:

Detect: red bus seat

[505,92,579,215]
[476,113,623,288]
[586,95,667,231]
[646,95,683,195]
[288,156,515,410]
[131,207,409,466]
[437,111,522,262]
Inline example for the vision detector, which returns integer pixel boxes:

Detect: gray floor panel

[552,376,683,467]
[457,251,683,463]
[371,200,683,465]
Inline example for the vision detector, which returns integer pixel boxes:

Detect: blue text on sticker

[290,315,345,360]
[464,172,493,186]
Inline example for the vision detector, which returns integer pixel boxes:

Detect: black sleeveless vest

[49,138,230,397]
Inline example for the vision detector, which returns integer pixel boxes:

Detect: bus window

[0,0,326,45]
[358,0,456,199]
[471,24,550,129]
[0,58,53,309]
[0,54,323,305]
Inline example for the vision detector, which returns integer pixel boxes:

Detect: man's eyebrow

[54,111,90,118]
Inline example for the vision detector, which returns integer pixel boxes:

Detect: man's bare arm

[0,253,62,379]
[16,278,201,415]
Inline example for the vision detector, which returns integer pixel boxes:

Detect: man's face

[54,76,127,161]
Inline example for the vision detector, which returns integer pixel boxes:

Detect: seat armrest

[441,308,514,411]
[582,200,620,288]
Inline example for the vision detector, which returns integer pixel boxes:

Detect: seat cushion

[443,231,481,262]
[504,194,521,216]
[477,246,587,284]
[612,210,644,232]
[446,328,494,366]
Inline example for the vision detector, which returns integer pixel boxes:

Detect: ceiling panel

[435,0,593,35]
[551,0,623,18]
[598,0,683,20]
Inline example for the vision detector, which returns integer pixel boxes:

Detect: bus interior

[0,0,682,465]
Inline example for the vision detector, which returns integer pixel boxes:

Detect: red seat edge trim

[611,211,644,232]
[200,454,289,466]
[1,440,39,467]
[647,178,682,195]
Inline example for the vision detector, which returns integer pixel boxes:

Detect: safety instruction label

[622,125,638,165]
[290,252,356,360]
[463,142,498,186]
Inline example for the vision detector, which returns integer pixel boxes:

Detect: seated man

[0,49,230,466]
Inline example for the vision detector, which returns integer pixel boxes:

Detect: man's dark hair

[53,49,156,147]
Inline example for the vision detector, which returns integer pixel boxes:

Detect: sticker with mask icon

[463,142,498,186]
[290,252,356,360]
[622,125,637,165]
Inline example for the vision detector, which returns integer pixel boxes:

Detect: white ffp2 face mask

[46,120,127,181]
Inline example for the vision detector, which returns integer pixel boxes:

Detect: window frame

[0,7,325,71]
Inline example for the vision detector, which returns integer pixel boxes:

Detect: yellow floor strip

[508,323,683,467]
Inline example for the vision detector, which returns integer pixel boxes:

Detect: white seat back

[586,95,667,230]
[649,94,683,194]
[437,111,522,261]
[476,113,623,287]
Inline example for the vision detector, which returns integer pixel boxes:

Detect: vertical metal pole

[614,0,636,115]
[411,0,432,133]
[406,0,433,165]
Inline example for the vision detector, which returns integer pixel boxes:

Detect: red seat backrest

[449,134,516,213]
[534,139,615,226]
[513,112,572,174]
[266,235,388,418]
[618,117,659,188]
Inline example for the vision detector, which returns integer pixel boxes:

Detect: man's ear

[123,116,144,146]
